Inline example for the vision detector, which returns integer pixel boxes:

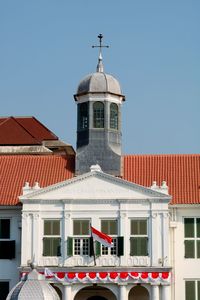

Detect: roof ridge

[12,117,41,144]
[0,117,11,127]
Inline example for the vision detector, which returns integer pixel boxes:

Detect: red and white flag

[91,226,113,248]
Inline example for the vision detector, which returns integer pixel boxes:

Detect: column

[119,203,127,266]
[151,212,158,266]
[21,213,29,265]
[62,284,71,300]
[162,213,169,266]
[161,284,170,300]
[118,283,127,300]
[32,213,40,263]
[151,284,159,300]
[64,211,71,266]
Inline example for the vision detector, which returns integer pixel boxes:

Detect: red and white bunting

[40,271,171,284]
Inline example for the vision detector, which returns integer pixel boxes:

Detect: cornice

[20,170,171,202]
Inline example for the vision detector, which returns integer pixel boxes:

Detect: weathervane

[92,34,109,72]
[92,34,109,54]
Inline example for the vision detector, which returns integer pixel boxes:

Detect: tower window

[93,102,104,128]
[110,103,118,129]
[78,102,89,130]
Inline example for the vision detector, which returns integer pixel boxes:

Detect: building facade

[20,165,171,300]
[0,37,200,300]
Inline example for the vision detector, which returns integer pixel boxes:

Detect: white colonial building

[20,164,171,300]
[0,36,200,300]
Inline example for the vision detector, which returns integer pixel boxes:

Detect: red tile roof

[123,154,200,205]
[0,155,75,205]
[0,154,199,206]
[0,117,58,145]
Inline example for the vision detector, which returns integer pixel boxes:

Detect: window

[0,219,15,259]
[185,280,200,300]
[73,220,90,256]
[78,102,89,130]
[130,219,148,256]
[43,220,61,256]
[0,219,10,239]
[0,282,9,300]
[184,218,200,258]
[93,102,104,128]
[110,103,118,129]
[101,220,117,255]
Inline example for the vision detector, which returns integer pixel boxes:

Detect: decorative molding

[19,169,171,201]
[163,212,170,219]
[151,213,158,219]
[64,213,71,219]
[33,213,40,220]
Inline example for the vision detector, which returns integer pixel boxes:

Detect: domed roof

[76,72,122,96]
[6,268,59,300]
[75,49,124,99]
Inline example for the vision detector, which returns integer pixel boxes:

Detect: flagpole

[90,223,96,266]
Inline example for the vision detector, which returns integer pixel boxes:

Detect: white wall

[21,198,170,269]
[170,206,200,300]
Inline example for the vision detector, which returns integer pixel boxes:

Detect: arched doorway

[74,286,116,300]
[129,285,149,300]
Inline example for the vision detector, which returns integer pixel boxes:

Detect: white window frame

[185,279,200,300]
[73,219,90,256]
[101,219,118,256]
[43,219,61,257]
[130,218,148,256]
[184,217,200,259]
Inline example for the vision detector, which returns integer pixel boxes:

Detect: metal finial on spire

[92,34,109,72]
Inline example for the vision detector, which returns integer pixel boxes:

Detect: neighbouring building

[0,36,199,300]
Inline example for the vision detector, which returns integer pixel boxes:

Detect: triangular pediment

[20,169,170,201]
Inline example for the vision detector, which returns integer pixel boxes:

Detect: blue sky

[0,0,199,154]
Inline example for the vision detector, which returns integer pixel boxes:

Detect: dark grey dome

[6,269,59,300]
[76,72,122,96]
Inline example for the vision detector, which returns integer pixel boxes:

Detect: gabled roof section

[123,154,200,205]
[0,155,75,205]
[20,167,170,202]
[0,117,58,145]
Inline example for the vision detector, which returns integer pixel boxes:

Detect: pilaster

[118,283,127,300]
[161,284,170,300]
[62,284,71,300]
[151,284,159,300]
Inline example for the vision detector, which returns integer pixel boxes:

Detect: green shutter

[117,236,124,256]
[130,237,148,256]
[130,237,134,256]
[141,237,148,256]
[185,281,195,300]
[198,281,200,300]
[43,238,50,256]
[197,219,200,238]
[67,237,73,257]
[184,218,194,238]
[185,240,195,258]
[95,241,101,256]
[56,238,61,256]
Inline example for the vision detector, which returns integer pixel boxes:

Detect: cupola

[74,34,125,176]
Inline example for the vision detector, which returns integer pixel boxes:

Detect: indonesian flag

[91,226,113,248]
